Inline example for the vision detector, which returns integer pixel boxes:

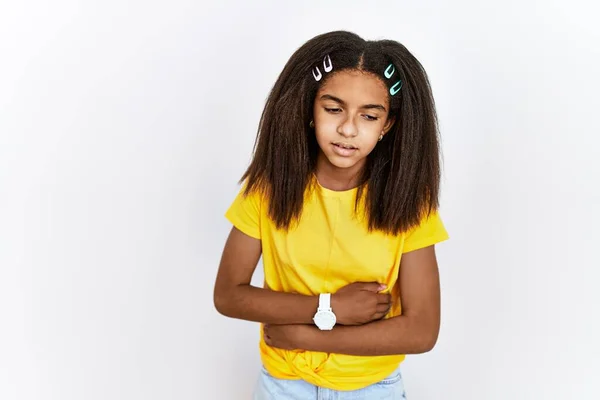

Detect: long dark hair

[240,30,441,236]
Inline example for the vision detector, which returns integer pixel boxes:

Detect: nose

[337,115,358,138]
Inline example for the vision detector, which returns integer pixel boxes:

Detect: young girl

[214,30,449,399]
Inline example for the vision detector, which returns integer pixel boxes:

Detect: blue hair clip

[384,64,395,79]
[384,63,402,95]
[390,81,403,96]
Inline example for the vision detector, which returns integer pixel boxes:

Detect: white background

[1,1,599,399]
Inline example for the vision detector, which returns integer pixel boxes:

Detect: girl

[214,30,449,399]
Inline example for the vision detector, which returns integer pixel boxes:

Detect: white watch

[313,293,336,330]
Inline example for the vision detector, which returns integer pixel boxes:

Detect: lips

[331,142,358,157]
[333,142,357,150]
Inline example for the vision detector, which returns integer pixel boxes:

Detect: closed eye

[324,107,379,121]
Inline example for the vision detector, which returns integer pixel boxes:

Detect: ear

[382,116,396,135]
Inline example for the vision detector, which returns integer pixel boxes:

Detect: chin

[325,153,362,170]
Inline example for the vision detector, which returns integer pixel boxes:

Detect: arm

[213,227,319,324]
[213,227,391,325]
[264,245,441,355]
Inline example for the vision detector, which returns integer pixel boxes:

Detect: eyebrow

[319,94,387,112]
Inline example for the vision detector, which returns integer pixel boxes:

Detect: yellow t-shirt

[225,180,449,391]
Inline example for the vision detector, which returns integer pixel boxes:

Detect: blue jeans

[253,366,407,399]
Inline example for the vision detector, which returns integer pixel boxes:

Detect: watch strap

[318,293,331,311]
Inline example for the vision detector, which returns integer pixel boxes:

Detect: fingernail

[379,284,387,290]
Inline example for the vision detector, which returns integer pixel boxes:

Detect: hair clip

[384,63,402,95]
[312,67,323,81]
[384,64,395,79]
[323,55,333,72]
[312,54,333,81]
[390,80,403,96]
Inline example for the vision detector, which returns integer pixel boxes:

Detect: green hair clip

[384,63,402,96]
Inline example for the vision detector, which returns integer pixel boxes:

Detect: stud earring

[309,120,315,128]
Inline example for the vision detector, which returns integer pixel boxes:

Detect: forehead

[317,69,389,105]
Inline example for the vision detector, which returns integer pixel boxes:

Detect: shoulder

[225,181,268,239]
[402,210,449,253]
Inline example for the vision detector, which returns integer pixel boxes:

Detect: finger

[361,282,387,293]
[376,303,390,313]
[371,311,387,321]
[376,293,392,304]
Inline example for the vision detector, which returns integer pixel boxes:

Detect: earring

[309,120,315,128]
[378,133,384,141]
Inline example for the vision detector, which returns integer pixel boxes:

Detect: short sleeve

[402,211,449,253]
[225,184,262,239]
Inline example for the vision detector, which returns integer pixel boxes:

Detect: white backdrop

[1,1,599,399]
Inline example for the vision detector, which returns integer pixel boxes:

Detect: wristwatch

[313,293,336,330]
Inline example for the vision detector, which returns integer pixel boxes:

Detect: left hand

[263,324,317,350]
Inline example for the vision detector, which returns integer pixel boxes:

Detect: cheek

[314,120,338,143]
[361,136,380,154]
[360,123,384,144]
[314,113,338,130]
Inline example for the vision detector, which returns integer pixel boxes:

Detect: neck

[315,152,366,192]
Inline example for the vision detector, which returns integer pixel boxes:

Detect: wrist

[313,293,336,330]
[330,293,343,324]
[305,295,320,324]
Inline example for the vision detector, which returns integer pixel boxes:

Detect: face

[313,69,395,174]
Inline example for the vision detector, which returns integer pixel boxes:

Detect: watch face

[314,310,336,330]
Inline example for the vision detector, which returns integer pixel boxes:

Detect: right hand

[330,282,392,325]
